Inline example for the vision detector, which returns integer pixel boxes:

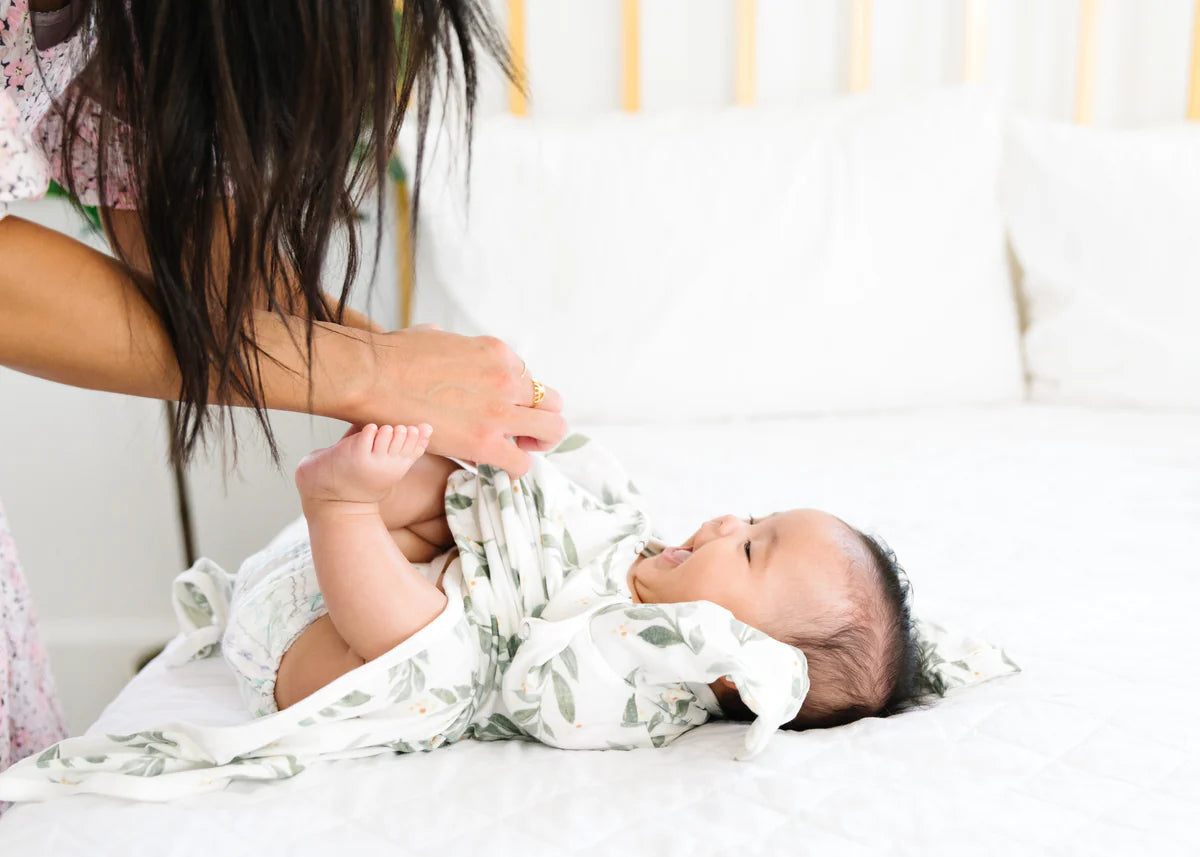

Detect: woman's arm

[0,215,370,415]
[0,215,564,473]
[103,207,386,334]
[101,207,567,472]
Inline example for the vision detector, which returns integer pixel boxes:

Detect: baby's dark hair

[717,528,926,730]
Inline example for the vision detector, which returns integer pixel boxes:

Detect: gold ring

[530,378,546,408]
[520,360,528,379]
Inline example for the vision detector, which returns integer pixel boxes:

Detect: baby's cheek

[698,571,744,614]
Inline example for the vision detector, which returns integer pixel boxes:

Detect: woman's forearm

[103,206,387,336]
[321,294,386,334]
[4,213,568,473]
[0,215,371,417]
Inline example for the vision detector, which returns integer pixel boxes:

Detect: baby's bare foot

[295,423,433,513]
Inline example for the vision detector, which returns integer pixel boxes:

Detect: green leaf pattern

[638,626,685,647]
[548,434,590,455]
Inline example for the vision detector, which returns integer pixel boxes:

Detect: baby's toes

[372,424,394,455]
[393,425,423,459]
[355,424,379,454]
[387,424,410,456]
[412,423,433,455]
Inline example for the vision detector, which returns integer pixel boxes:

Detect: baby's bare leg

[375,453,459,534]
[375,454,457,560]
[275,615,365,710]
[293,424,447,664]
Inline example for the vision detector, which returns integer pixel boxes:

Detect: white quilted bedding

[1,405,1196,856]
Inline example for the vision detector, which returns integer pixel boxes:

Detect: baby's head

[628,510,923,728]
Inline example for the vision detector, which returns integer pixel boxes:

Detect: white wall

[1,0,1194,732]
[0,200,396,732]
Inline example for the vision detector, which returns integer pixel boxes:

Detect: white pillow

[1003,117,1200,411]
[404,87,1024,423]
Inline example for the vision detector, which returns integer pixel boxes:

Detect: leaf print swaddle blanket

[444,436,810,759]
[0,436,810,803]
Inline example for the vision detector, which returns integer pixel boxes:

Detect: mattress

[1,405,1196,856]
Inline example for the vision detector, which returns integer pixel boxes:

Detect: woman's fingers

[515,435,561,453]
[520,379,563,413]
[507,405,568,450]
[512,371,563,455]
[480,437,534,477]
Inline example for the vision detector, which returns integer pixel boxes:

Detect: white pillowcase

[1003,117,1200,411]
[404,87,1024,423]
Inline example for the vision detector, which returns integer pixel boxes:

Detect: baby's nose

[711,514,743,536]
[691,515,741,549]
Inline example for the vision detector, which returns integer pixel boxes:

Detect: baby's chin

[627,554,651,603]
[627,545,694,604]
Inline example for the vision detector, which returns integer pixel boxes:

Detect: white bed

[2,405,1197,856]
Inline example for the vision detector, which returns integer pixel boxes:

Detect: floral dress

[1,0,134,209]
[1,0,131,788]
[0,503,65,792]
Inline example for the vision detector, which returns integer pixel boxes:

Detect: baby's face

[627,509,861,636]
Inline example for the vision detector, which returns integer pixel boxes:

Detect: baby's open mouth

[662,546,692,567]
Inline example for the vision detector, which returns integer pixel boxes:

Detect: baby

[222,423,924,755]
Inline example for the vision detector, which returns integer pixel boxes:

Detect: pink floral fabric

[1,0,87,802]
[0,0,134,214]
[0,80,47,215]
[0,498,67,800]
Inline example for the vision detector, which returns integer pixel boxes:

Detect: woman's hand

[346,326,566,476]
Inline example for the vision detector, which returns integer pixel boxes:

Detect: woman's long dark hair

[50,0,513,464]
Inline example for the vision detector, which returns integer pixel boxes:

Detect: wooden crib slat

[622,0,640,112]
[394,0,412,329]
[508,0,529,116]
[964,0,987,83]
[1074,0,1099,124]
[850,0,871,93]
[735,0,756,105]
[1189,0,1200,119]
[397,178,414,329]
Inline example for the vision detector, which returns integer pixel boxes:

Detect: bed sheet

[1,405,1196,856]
